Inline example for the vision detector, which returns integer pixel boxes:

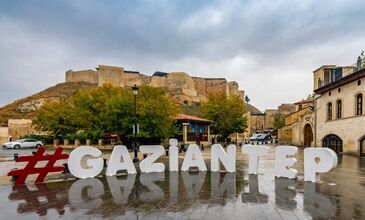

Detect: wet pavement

[1,145,365,219]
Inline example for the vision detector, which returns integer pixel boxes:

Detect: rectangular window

[337,100,342,119]
[328,103,332,120]
[332,68,343,82]
[357,94,363,115]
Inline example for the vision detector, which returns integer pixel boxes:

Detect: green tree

[273,113,285,129]
[34,84,180,142]
[71,84,122,132]
[202,92,248,142]
[105,85,180,140]
[32,99,77,138]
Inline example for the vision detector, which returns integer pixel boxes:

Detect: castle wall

[205,79,228,95]
[65,65,243,105]
[166,72,197,97]
[65,69,98,84]
[228,81,239,96]
[192,77,207,100]
[150,76,167,88]
[123,72,150,87]
[97,65,124,87]
[238,90,245,100]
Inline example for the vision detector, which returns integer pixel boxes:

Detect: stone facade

[0,127,9,143]
[278,101,314,147]
[264,109,278,130]
[66,65,245,104]
[277,57,365,155]
[314,65,365,155]
[249,103,296,134]
[8,119,39,140]
[250,113,265,133]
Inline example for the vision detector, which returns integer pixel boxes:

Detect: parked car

[250,134,262,142]
[2,139,43,149]
[257,133,271,142]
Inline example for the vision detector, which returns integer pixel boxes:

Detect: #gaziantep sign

[67,139,337,183]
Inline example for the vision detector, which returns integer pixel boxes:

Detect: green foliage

[32,99,77,138]
[273,113,285,129]
[105,85,180,139]
[202,92,248,140]
[75,130,88,143]
[33,84,180,142]
[180,103,203,117]
[72,84,120,131]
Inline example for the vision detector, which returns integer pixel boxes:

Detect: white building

[313,61,365,156]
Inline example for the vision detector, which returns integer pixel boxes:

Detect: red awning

[175,114,212,123]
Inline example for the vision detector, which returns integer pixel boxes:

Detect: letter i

[169,139,179,171]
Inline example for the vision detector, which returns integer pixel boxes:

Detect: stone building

[66,65,245,105]
[0,126,8,143]
[278,99,314,146]
[250,104,296,134]
[0,119,40,143]
[313,63,365,156]
[282,53,365,155]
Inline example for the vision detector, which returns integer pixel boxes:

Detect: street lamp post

[132,84,139,162]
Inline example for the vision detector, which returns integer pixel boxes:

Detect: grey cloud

[0,0,365,110]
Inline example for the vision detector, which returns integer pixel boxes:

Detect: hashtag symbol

[8,147,69,185]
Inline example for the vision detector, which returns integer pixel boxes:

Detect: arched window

[360,136,365,156]
[318,78,322,88]
[337,100,342,119]
[327,102,332,120]
[356,94,363,115]
[323,134,343,153]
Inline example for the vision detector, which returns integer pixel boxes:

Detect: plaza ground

[0,145,365,219]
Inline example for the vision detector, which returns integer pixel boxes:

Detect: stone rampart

[65,65,244,104]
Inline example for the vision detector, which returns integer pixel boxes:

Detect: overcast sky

[1,0,365,111]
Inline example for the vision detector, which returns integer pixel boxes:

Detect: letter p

[304,148,338,182]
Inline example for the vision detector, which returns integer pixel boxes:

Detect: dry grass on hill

[0,82,97,124]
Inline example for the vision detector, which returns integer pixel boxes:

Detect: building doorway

[303,124,313,146]
[322,134,343,154]
[360,137,365,157]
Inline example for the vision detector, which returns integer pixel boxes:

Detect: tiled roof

[175,114,212,123]
[294,99,313,105]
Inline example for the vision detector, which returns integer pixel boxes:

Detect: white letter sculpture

[275,146,298,179]
[242,144,269,175]
[169,139,179,171]
[68,146,104,179]
[304,148,338,182]
[139,145,165,173]
[106,145,137,175]
[211,144,236,172]
[181,144,207,171]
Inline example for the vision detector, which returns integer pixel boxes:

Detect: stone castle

[66,65,245,104]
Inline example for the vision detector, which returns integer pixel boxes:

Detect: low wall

[0,127,9,143]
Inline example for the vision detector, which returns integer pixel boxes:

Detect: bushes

[21,129,104,145]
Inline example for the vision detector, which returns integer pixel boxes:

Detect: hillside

[0,82,262,125]
[0,82,97,124]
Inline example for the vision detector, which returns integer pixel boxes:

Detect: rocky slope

[0,82,97,124]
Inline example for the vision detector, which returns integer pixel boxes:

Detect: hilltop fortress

[66,65,245,104]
